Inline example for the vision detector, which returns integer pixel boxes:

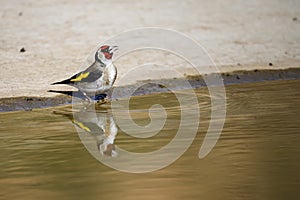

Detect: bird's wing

[52,68,103,85]
[72,68,103,83]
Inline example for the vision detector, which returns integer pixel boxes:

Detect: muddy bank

[0,68,299,112]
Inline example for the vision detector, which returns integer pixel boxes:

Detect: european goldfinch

[50,45,118,102]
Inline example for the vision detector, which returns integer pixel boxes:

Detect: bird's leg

[95,94,108,104]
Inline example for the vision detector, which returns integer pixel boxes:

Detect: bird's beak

[109,46,118,53]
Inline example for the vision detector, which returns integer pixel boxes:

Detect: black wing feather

[51,68,103,85]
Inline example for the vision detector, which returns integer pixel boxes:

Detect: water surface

[1,79,300,199]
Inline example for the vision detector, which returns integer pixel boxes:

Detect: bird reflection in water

[53,104,118,157]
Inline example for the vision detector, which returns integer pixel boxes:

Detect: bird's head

[95,45,118,63]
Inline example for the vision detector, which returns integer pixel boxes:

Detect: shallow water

[1,79,300,199]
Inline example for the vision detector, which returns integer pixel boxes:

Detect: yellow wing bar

[72,120,91,132]
[71,72,90,82]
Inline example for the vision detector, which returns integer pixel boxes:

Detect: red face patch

[100,45,109,51]
[104,52,112,59]
[99,45,112,59]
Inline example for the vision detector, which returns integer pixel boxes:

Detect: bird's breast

[104,63,117,86]
[94,63,117,92]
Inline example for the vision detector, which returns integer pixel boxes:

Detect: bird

[50,45,118,102]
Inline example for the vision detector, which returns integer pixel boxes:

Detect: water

[1,79,300,199]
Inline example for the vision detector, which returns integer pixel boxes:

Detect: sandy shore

[0,0,299,102]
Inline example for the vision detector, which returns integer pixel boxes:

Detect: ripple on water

[0,79,300,199]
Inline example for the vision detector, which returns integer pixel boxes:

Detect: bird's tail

[51,74,77,85]
[50,79,71,85]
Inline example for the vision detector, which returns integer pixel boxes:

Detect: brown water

[1,79,300,200]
